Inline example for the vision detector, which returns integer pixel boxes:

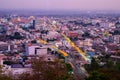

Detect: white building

[26,45,47,56]
[35,47,47,56]
[25,44,50,56]
[114,35,120,44]
[0,41,10,52]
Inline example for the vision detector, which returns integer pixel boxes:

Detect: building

[109,36,114,43]
[0,41,10,52]
[26,44,47,56]
[32,20,36,29]
[35,47,47,56]
[78,39,93,47]
[26,45,40,56]
[0,54,7,65]
[66,31,79,37]
[114,35,120,44]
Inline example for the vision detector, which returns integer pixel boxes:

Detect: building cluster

[0,14,120,75]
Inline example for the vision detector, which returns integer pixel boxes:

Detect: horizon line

[0,8,120,12]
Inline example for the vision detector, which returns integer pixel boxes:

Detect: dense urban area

[0,12,120,80]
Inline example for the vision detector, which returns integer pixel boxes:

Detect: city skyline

[0,1,120,79]
[0,0,120,11]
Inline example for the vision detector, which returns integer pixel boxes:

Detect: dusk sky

[0,0,120,11]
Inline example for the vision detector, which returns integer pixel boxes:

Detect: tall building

[32,20,36,29]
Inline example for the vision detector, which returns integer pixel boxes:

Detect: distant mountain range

[0,9,120,16]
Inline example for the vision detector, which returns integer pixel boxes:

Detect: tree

[96,22,100,27]
[10,32,23,40]
[82,32,91,38]
[86,71,107,80]
[91,58,99,70]
[18,73,33,80]
[47,48,51,52]
[105,54,110,59]
[0,75,13,80]
[0,65,13,80]
[31,40,37,44]
[105,61,114,68]
[31,57,73,80]
[66,64,73,73]
[113,30,120,35]
[3,61,13,65]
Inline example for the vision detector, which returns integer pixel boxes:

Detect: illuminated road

[66,57,89,80]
